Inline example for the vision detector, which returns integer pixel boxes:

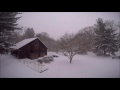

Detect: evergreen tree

[117,22,120,48]
[0,12,22,54]
[105,20,118,55]
[118,32,120,48]
[93,18,118,56]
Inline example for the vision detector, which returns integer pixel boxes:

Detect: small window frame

[34,41,39,46]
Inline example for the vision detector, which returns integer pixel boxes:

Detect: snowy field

[0,52,120,78]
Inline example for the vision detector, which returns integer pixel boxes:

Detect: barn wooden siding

[11,39,47,59]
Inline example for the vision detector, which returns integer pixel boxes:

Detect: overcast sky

[18,12,120,40]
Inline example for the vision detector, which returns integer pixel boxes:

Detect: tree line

[0,12,120,64]
[12,18,120,64]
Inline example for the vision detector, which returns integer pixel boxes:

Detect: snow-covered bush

[38,56,54,64]
[52,54,59,57]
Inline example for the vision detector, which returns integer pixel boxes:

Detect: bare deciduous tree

[58,33,79,63]
[75,26,95,54]
[24,28,35,39]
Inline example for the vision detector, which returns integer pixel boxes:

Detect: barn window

[34,41,39,46]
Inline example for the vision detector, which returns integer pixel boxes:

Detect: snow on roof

[11,37,47,49]
[37,38,48,49]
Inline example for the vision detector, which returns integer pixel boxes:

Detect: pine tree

[0,12,22,54]
[93,18,118,56]
[105,20,118,55]
[117,22,120,48]
[118,32,120,48]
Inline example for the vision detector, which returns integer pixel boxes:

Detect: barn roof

[11,37,47,49]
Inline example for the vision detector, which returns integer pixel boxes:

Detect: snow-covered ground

[0,52,120,78]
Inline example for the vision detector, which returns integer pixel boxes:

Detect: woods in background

[1,14,119,57]
[57,18,119,57]
[12,18,120,56]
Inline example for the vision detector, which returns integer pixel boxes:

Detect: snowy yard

[0,52,120,78]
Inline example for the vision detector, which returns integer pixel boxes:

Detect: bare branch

[58,33,79,63]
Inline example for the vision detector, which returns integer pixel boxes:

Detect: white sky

[18,12,120,40]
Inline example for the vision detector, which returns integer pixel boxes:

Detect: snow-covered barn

[10,37,47,59]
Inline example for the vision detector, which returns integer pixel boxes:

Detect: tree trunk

[103,46,106,56]
[70,58,72,63]
[109,51,110,56]
[104,50,106,56]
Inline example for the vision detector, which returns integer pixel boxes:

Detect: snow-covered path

[0,52,120,78]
